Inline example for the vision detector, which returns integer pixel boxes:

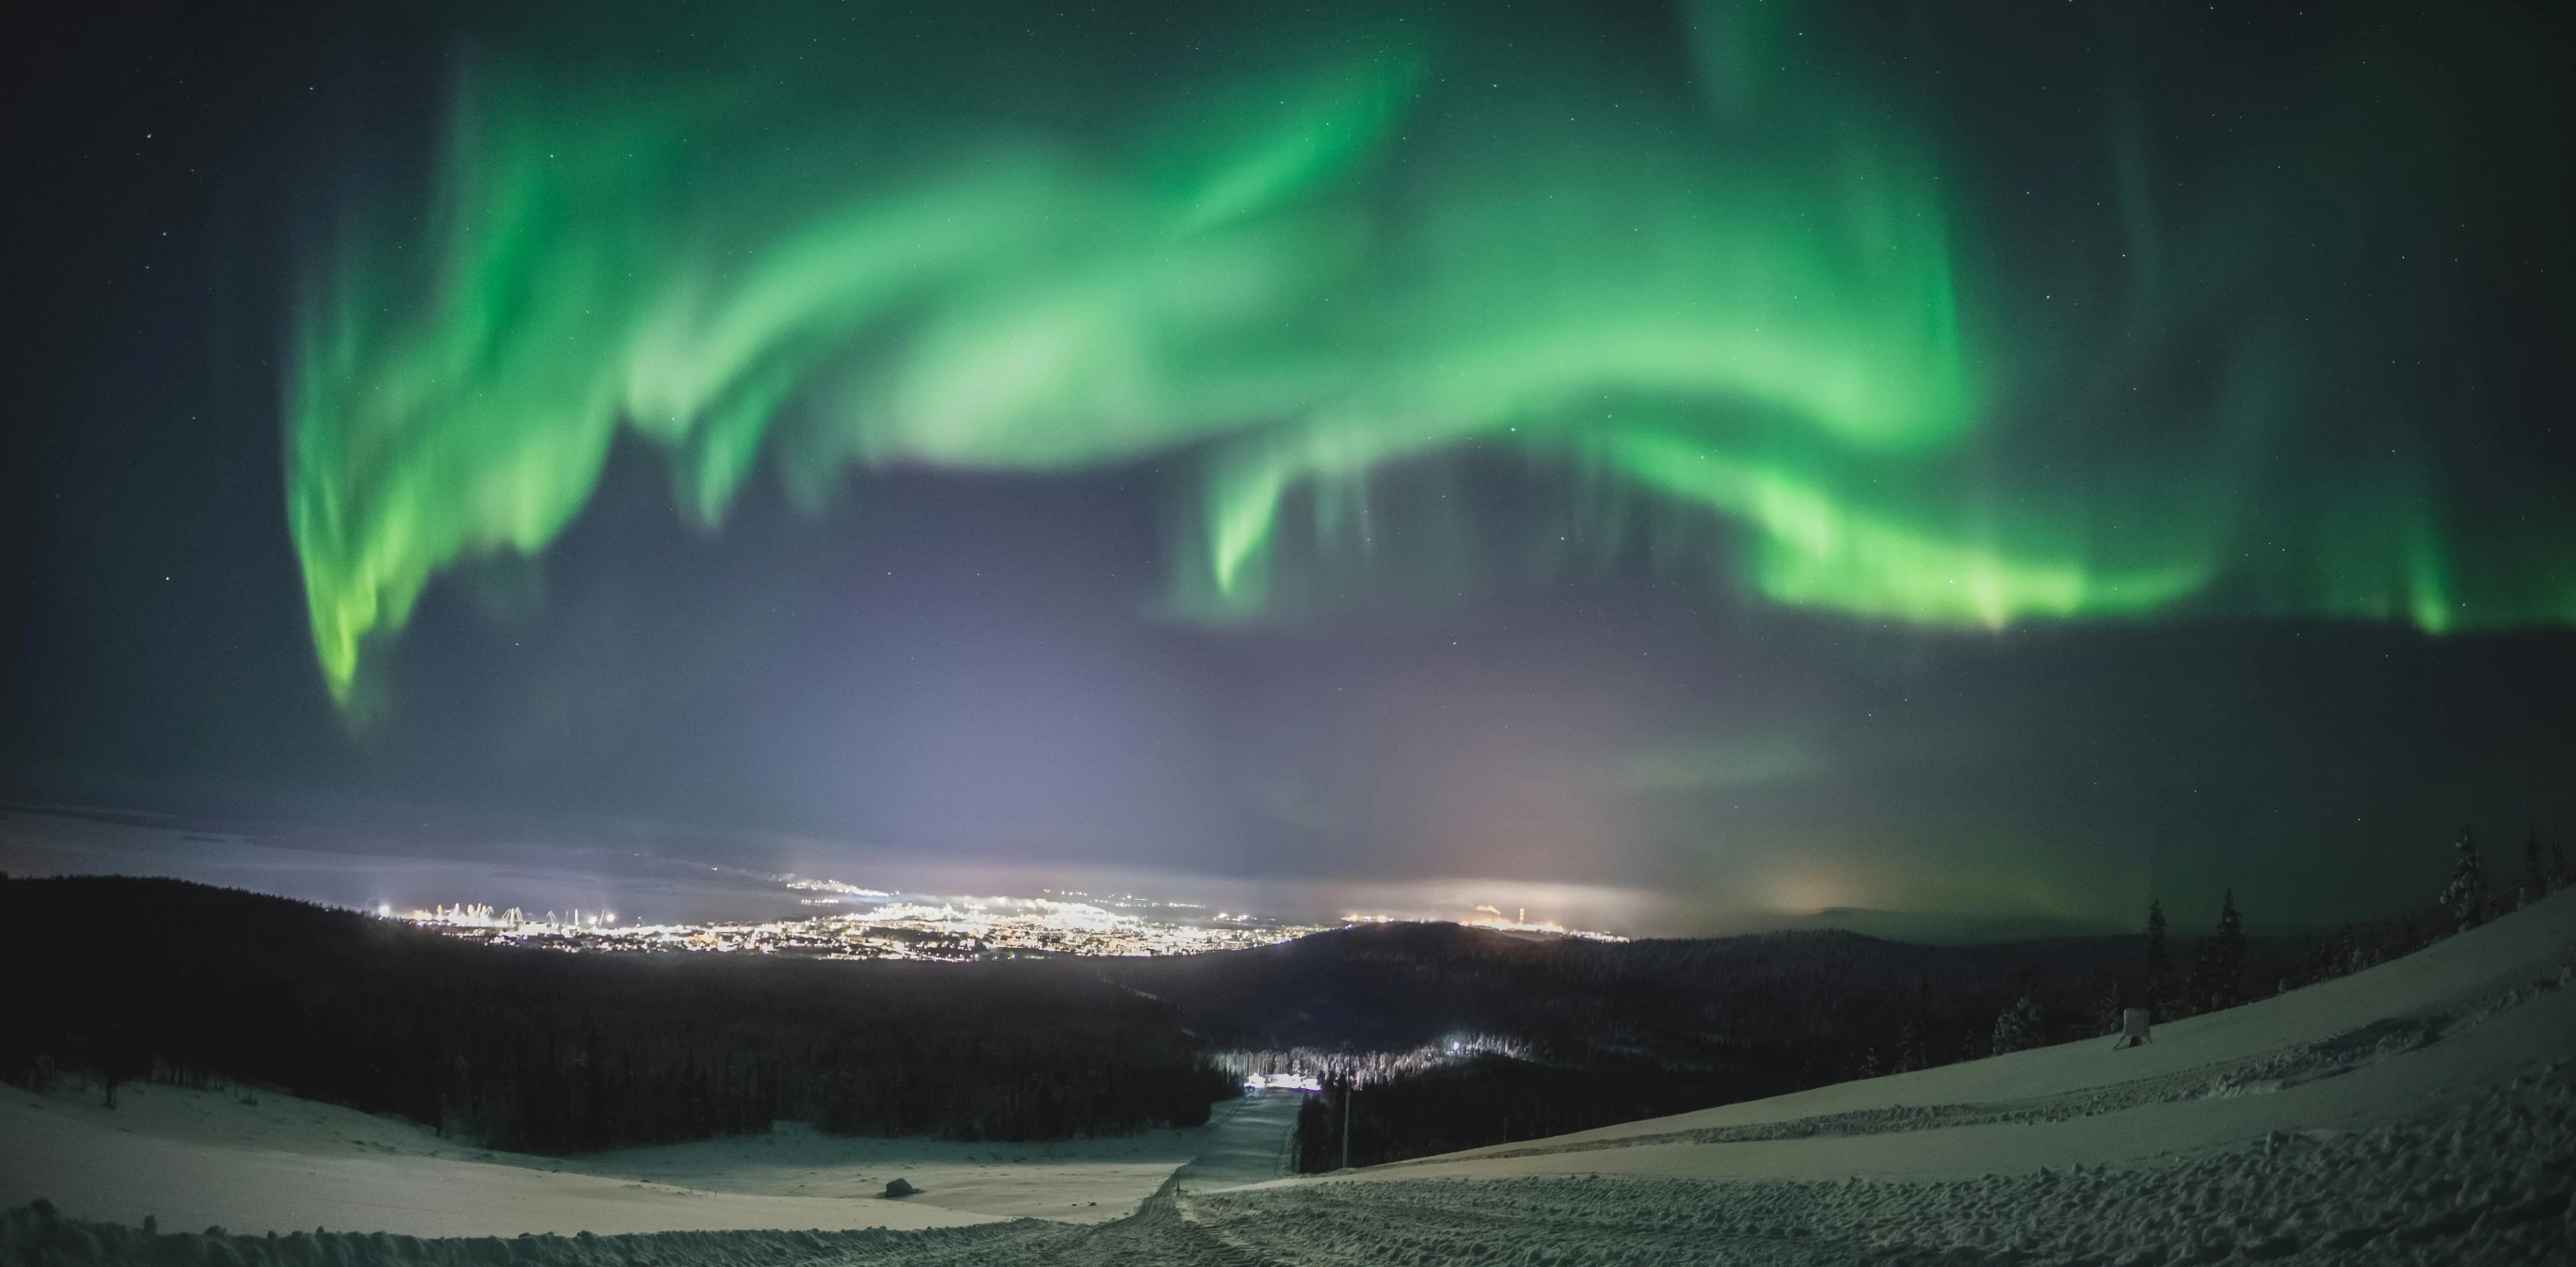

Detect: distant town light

[388,883,1624,957]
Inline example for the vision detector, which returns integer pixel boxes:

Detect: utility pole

[1340,1079,1352,1171]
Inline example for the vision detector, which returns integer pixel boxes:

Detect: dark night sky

[4,0,2572,935]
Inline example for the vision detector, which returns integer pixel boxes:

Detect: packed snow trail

[0,1178,1256,1267]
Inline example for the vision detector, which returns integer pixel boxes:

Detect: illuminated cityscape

[400,887,1329,959]
[393,880,1624,958]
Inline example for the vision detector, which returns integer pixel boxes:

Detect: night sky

[5,0,2572,935]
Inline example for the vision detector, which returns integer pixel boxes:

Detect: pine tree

[2525,830,2549,908]
[1991,991,2045,1055]
[2090,984,2127,1036]
[2144,900,2171,1009]
[2188,890,2247,1013]
[2554,837,2570,892]
[2440,827,2492,931]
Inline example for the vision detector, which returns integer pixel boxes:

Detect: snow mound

[0,1201,1062,1267]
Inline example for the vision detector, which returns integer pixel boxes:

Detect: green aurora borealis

[284,1,2576,706]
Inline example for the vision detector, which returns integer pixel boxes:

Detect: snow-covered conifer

[2440,827,2492,931]
[1990,991,2045,1055]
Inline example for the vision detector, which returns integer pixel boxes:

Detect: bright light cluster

[1340,909,1629,943]
[399,890,1331,959]
[392,884,1627,958]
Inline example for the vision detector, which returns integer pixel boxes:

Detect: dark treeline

[1255,910,2323,1173]
[1117,916,2327,1085]
[1186,921,2248,1172]
[1289,1054,1722,1171]
[1263,832,2574,1173]
[0,877,1234,1152]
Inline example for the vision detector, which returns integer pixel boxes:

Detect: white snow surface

[0,1083,1307,1237]
[8,890,2575,1264]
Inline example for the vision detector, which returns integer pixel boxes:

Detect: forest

[0,877,1234,1152]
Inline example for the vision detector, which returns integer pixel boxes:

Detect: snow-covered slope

[0,1087,1003,1238]
[0,1082,1303,1237]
